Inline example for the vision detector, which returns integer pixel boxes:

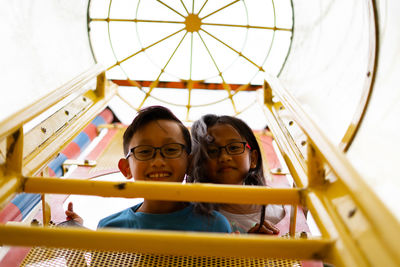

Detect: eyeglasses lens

[206,142,246,158]
[133,143,184,161]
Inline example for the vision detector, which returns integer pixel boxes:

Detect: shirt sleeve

[97,212,120,228]
[212,211,232,233]
[97,209,131,229]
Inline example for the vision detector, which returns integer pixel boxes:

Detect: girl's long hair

[187,114,266,221]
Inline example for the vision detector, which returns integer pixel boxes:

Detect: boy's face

[118,119,189,183]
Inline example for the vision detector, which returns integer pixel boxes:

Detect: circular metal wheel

[88,0,293,120]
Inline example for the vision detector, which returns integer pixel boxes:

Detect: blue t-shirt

[98,202,232,233]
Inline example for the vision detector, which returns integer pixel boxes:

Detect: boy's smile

[147,171,172,180]
[120,119,189,183]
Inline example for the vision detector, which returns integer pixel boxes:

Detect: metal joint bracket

[263,80,273,104]
[307,141,326,188]
[62,159,97,174]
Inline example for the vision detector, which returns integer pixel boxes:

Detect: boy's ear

[250,150,258,169]
[118,158,133,179]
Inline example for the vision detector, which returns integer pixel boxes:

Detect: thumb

[68,202,73,212]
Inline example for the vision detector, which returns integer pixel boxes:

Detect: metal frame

[0,67,399,266]
[339,0,378,151]
[262,75,399,266]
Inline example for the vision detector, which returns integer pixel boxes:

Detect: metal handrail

[263,74,400,266]
[0,64,104,141]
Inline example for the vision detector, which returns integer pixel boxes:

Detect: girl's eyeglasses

[206,142,251,158]
[126,143,187,161]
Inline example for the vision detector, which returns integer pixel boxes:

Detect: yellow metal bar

[289,205,298,237]
[201,22,292,31]
[201,28,264,71]
[6,127,23,174]
[0,174,22,210]
[0,65,104,141]
[201,0,240,20]
[307,141,326,187]
[156,0,185,18]
[40,194,52,226]
[108,28,185,70]
[23,177,302,205]
[90,18,185,25]
[0,225,333,260]
[22,83,117,176]
[262,81,308,188]
[265,75,400,264]
[138,31,188,109]
[95,70,106,98]
[261,104,308,188]
[23,94,92,159]
[339,0,377,152]
[0,127,24,209]
[304,191,368,267]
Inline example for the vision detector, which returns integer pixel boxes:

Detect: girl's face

[205,123,257,185]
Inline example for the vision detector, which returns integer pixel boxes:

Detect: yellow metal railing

[22,178,301,205]
[262,75,400,266]
[0,224,332,259]
[0,64,115,210]
[0,68,399,267]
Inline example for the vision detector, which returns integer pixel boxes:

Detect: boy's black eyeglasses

[206,142,251,158]
[126,143,187,161]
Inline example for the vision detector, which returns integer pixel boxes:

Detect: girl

[188,114,285,234]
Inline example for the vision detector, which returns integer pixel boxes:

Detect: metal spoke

[117,91,140,111]
[200,28,264,72]
[197,0,208,16]
[235,98,258,116]
[186,31,195,121]
[192,0,195,13]
[180,0,189,15]
[186,80,193,121]
[196,32,222,79]
[197,32,237,113]
[107,28,185,71]
[138,32,189,108]
[91,18,185,25]
[156,0,186,18]
[201,0,240,20]
[201,22,292,32]
[190,33,194,80]
[105,1,156,96]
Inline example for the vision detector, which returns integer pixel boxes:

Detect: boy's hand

[65,202,84,225]
[247,220,280,235]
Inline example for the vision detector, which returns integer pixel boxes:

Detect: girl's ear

[250,150,258,169]
[118,158,133,179]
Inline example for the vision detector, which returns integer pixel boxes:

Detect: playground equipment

[1,0,399,266]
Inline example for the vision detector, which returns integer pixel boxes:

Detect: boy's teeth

[149,173,170,178]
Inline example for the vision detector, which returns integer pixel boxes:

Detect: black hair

[123,106,191,156]
[188,114,265,186]
[187,114,266,228]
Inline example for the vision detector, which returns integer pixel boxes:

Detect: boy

[66,106,231,233]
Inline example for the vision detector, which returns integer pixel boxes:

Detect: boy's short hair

[123,106,191,155]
